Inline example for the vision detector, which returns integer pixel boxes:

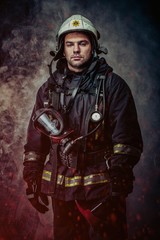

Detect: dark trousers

[52,197,128,240]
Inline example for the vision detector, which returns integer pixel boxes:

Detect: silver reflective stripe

[57,175,65,185]
[23,151,46,162]
[23,152,46,163]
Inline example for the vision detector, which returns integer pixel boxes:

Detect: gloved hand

[109,165,135,197]
[26,181,49,214]
[23,161,49,213]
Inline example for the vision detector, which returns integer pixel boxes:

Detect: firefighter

[23,14,143,240]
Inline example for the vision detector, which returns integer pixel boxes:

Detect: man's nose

[73,43,80,53]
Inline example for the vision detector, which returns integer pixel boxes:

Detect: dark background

[0,0,159,239]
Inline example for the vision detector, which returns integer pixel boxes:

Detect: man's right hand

[26,182,49,214]
[23,159,49,213]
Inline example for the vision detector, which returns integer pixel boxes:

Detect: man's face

[63,32,92,72]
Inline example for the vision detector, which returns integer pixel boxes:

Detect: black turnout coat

[24,57,143,201]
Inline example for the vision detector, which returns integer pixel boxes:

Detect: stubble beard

[67,55,92,72]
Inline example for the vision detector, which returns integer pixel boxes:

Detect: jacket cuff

[106,144,142,169]
[113,144,142,157]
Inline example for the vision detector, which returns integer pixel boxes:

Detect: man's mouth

[71,55,82,60]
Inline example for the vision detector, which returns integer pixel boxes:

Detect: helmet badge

[71,20,81,27]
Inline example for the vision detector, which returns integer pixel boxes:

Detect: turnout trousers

[52,196,128,240]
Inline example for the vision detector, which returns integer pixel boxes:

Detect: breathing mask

[32,108,74,143]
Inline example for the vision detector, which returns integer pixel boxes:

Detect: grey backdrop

[0,0,159,239]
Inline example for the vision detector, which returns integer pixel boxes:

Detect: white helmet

[53,14,101,61]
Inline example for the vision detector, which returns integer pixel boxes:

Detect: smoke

[0,0,159,239]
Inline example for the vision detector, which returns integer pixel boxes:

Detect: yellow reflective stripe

[113,144,141,156]
[114,144,126,154]
[64,173,109,187]
[65,176,82,187]
[84,173,109,186]
[42,171,110,186]
[42,170,51,181]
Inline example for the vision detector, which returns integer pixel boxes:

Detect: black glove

[109,165,135,197]
[23,161,49,213]
[26,181,49,214]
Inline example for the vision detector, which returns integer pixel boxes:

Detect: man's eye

[66,43,73,47]
[80,42,87,46]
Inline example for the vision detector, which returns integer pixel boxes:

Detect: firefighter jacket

[24,57,143,201]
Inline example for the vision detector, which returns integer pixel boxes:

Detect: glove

[26,181,49,214]
[23,161,49,213]
[109,165,135,197]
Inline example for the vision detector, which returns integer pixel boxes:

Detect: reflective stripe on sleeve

[113,144,141,157]
[23,151,46,162]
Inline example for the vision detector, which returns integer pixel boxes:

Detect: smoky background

[0,0,159,239]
